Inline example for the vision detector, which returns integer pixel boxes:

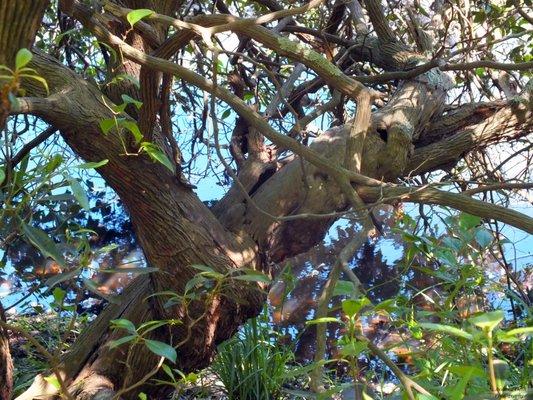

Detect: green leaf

[99,267,159,274]
[127,9,154,26]
[0,168,5,185]
[137,320,168,335]
[342,297,370,317]
[121,94,143,109]
[468,310,504,332]
[459,213,481,230]
[44,268,81,289]
[99,118,116,134]
[111,319,137,334]
[110,73,140,88]
[68,178,90,210]
[233,271,271,283]
[474,227,493,248]
[199,271,224,280]
[340,340,367,357]
[138,393,147,400]
[416,393,439,400]
[504,326,533,336]
[474,67,485,77]
[419,323,473,340]
[44,154,63,173]
[19,74,48,94]
[15,48,32,69]
[184,275,207,293]
[442,236,462,252]
[140,142,175,172]
[54,28,77,44]
[221,109,231,119]
[161,364,175,380]
[190,264,216,273]
[108,335,137,349]
[333,280,356,297]
[52,287,66,304]
[122,120,143,143]
[374,299,396,312]
[305,317,341,325]
[21,222,66,267]
[43,374,60,390]
[75,159,109,169]
[144,339,177,363]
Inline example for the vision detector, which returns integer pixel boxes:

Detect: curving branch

[101,4,371,100]
[362,0,397,42]
[357,185,533,234]
[69,2,384,189]
[408,86,532,175]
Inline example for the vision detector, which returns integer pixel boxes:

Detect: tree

[1,0,531,399]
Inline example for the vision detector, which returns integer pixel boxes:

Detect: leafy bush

[212,310,293,400]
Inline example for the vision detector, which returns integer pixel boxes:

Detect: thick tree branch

[0,0,49,66]
[357,185,533,234]
[70,5,385,190]
[100,5,371,100]
[408,87,532,175]
[362,0,397,42]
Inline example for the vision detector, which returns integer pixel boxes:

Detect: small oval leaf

[144,339,177,363]
[468,310,504,332]
[127,9,154,26]
[108,335,137,349]
[15,48,32,69]
[111,319,137,334]
[305,317,341,325]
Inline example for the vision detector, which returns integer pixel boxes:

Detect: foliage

[212,309,294,400]
[1,1,532,399]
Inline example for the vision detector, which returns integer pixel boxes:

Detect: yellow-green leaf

[127,9,154,26]
[419,323,473,340]
[75,159,109,169]
[469,310,504,332]
[19,74,48,94]
[99,118,116,134]
[141,142,175,173]
[15,48,32,70]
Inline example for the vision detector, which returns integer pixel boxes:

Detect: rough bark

[15,50,264,399]
[2,1,532,399]
[0,0,49,132]
[0,0,49,66]
[0,303,13,400]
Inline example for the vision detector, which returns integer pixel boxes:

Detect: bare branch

[10,126,57,167]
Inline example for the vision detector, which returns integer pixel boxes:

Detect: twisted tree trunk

[2,1,531,399]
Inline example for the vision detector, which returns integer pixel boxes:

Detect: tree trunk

[2,1,532,399]
[0,303,13,400]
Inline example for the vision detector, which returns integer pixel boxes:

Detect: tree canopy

[0,0,532,399]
